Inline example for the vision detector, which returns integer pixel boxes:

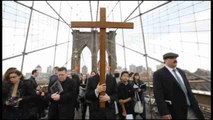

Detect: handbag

[134,92,143,113]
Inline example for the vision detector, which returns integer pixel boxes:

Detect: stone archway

[71,30,117,73]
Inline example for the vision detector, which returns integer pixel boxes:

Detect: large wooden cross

[71,8,133,108]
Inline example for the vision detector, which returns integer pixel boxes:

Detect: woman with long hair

[2,69,38,119]
[133,72,146,119]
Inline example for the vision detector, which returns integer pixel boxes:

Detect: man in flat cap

[153,52,204,119]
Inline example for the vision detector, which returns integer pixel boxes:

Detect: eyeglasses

[9,76,18,79]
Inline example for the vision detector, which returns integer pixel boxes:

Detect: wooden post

[99,8,106,107]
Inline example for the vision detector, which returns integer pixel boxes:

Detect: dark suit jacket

[85,74,117,119]
[117,81,135,115]
[47,77,76,119]
[153,66,204,119]
[28,76,38,90]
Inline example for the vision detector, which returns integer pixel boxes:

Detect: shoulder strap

[135,91,141,101]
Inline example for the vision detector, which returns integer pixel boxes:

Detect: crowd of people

[2,52,204,119]
[2,67,147,120]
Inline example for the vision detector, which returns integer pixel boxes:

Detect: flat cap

[163,52,179,59]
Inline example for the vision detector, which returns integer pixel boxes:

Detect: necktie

[173,69,191,106]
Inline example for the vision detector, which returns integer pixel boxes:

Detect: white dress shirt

[165,65,186,86]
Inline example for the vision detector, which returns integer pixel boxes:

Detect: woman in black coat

[2,69,38,119]
[133,73,146,119]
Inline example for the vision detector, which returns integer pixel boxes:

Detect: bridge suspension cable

[119,2,127,70]
[96,1,99,21]
[107,39,211,82]
[126,1,171,22]
[115,1,143,32]
[46,1,74,32]
[106,1,119,19]
[137,1,153,118]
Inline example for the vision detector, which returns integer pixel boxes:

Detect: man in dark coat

[48,66,59,84]
[47,67,76,119]
[28,69,39,90]
[85,72,118,119]
[153,52,204,119]
[71,69,80,111]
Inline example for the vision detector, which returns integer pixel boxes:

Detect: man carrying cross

[71,7,133,119]
[85,60,118,119]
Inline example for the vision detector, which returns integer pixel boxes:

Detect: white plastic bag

[134,92,143,113]
[134,101,143,113]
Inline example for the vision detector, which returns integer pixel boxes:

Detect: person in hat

[153,52,204,119]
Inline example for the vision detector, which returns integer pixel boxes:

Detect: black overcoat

[153,66,204,119]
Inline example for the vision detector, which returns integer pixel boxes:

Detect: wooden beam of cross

[71,8,133,108]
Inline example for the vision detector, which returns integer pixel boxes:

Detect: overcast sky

[2,1,211,75]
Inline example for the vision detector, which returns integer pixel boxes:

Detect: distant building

[156,63,164,70]
[25,72,50,81]
[36,65,42,73]
[136,65,144,73]
[47,65,52,74]
[67,69,71,78]
[37,73,50,81]
[117,66,122,70]
[129,64,137,73]
[116,66,122,73]
[122,67,127,71]
[147,67,153,74]
[24,65,50,81]
[194,68,211,77]
[82,65,88,74]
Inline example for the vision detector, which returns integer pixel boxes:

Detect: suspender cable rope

[66,23,71,68]
[89,1,93,22]
[137,1,153,118]
[14,1,66,25]
[127,1,171,22]
[20,1,34,72]
[115,1,143,32]
[119,2,127,70]
[96,1,99,21]
[52,1,61,68]
[46,1,73,32]
[107,39,211,82]
[106,1,119,19]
